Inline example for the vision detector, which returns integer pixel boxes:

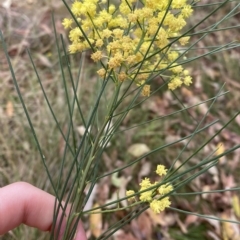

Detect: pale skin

[0,182,87,240]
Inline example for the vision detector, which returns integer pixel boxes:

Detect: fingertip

[75,222,87,240]
[0,182,87,239]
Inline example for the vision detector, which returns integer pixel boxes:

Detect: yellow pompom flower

[156,165,168,177]
[91,51,102,62]
[112,28,124,39]
[183,75,192,86]
[179,36,190,46]
[109,4,116,14]
[172,0,187,9]
[140,190,153,202]
[95,39,104,48]
[69,28,82,43]
[126,190,136,202]
[101,28,112,38]
[139,178,152,188]
[158,184,173,195]
[69,44,78,54]
[139,178,154,202]
[171,65,183,74]
[183,69,189,76]
[128,13,138,23]
[182,5,193,18]
[97,68,106,78]
[134,166,172,213]
[142,85,151,97]
[168,77,183,90]
[71,1,82,17]
[150,198,171,214]
[98,9,112,23]
[168,51,179,62]
[62,18,73,29]
[118,72,128,82]
[119,1,131,15]
[108,53,124,69]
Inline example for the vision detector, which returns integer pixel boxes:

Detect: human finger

[0,182,86,240]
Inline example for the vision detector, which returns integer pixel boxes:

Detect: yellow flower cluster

[126,165,173,214]
[63,0,194,93]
